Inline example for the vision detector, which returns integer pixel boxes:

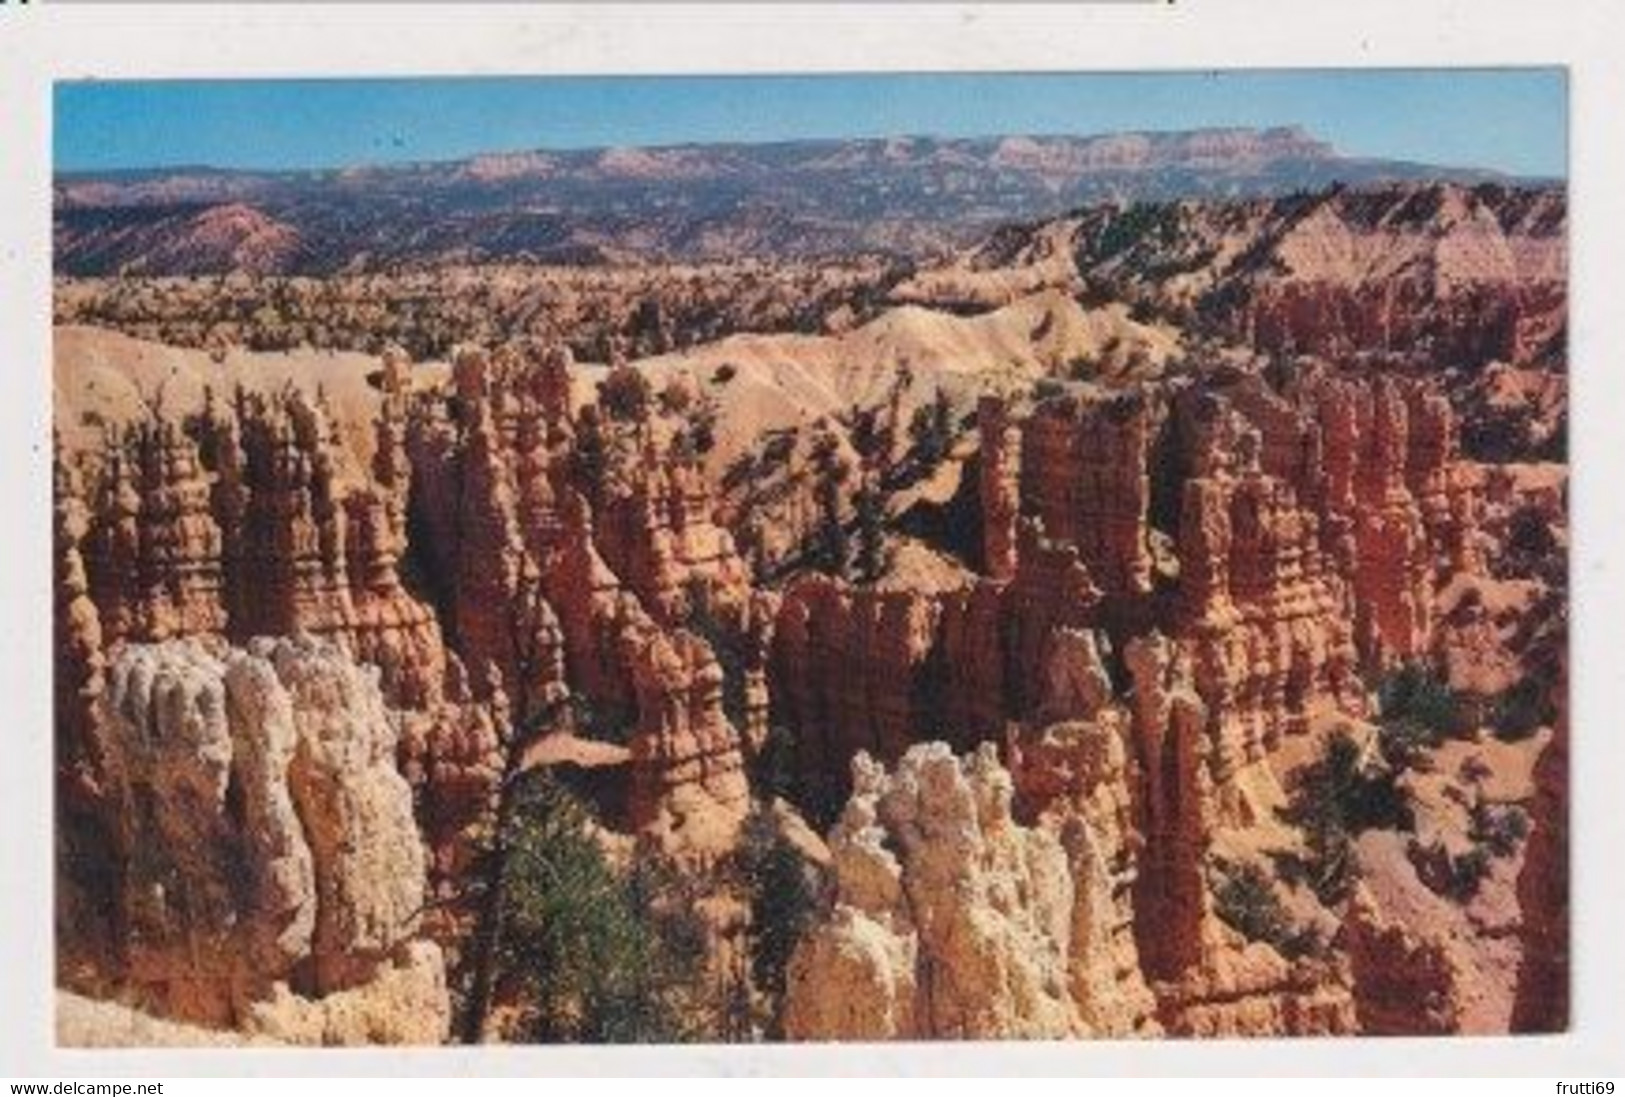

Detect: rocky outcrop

[85,418,225,643]
[771,526,1101,798]
[1344,379,1437,664]
[548,488,637,710]
[624,620,750,851]
[783,742,1354,1040]
[242,941,449,1046]
[1150,942,1357,1038]
[1172,398,1361,777]
[1057,184,1568,370]
[396,342,754,848]
[55,438,106,797]
[55,312,1539,1044]
[1020,394,1156,597]
[54,437,114,985]
[1345,885,1465,1035]
[232,391,359,639]
[1004,640,1161,1036]
[771,577,943,789]
[1242,369,1484,671]
[1123,633,1217,980]
[1511,661,1569,1032]
[346,351,447,707]
[446,348,532,701]
[783,744,1089,1039]
[977,395,1020,580]
[81,635,448,1043]
[738,590,779,754]
[81,385,448,710]
[596,440,687,624]
[1002,629,1359,1038]
[594,443,755,631]
[1123,632,1355,1037]
[969,367,1478,778]
[398,658,506,942]
[663,451,755,617]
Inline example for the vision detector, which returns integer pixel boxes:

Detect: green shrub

[1066,355,1100,381]
[1282,730,1412,904]
[1212,859,1323,961]
[751,724,799,803]
[1212,861,1291,944]
[1470,800,1530,859]
[1491,676,1557,741]
[907,390,955,470]
[1440,845,1494,902]
[1093,203,1169,261]
[738,809,822,1038]
[808,429,850,577]
[565,695,636,746]
[853,484,888,582]
[599,364,654,423]
[570,407,609,497]
[1379,716,1441,772]
[1377,664,1468,738]
[496,775,702,1043]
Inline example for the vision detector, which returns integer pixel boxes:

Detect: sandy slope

[53,324,426,477]
[55,287,1179,485]
[631,288,1181,474]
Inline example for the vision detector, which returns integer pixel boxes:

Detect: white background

[1,0,1620,1078]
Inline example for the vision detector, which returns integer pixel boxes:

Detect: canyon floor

[51,173,1568,1044]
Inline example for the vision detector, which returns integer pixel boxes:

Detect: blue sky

[55,69,1567,178]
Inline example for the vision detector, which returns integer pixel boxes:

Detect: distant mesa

[51,126,1542,277]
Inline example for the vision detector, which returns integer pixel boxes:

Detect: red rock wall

[1019,395,1155,597]
[1510,662,1569,1032]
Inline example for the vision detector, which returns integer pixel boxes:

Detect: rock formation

[388,341,760,857]
[1020,394,1155,598]
[1003,637,1161,1035]
[85,418,225,643]
[770,524,1103,798]
[783,744,1090,1039]
[54,437,106,799]
[87,634,448,1043]
[783,742,1355,1041]
[1511,658,1569,1032]
[398,657,507,940]
[977,395,1020,581]
[972,368,1479,766]
[624,620,751,854]
[770,577,944,789]
[1122,633,1216,981]
[54,437,113,985]
[81,386,448,710]
[1171,398,1361,776]
[54,301,1551,1044]
[345,351,447,707]
[1345,885,1466,1035]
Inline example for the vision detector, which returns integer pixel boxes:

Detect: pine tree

[854,481,887,582]
[808,429,850,577]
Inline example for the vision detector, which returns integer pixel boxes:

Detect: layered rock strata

[82,385,446,709]
[771,524,1101,797]
[401,342,752,838]
[970,369,1479,773]
[55,331,1521,1043]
